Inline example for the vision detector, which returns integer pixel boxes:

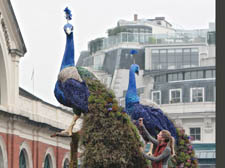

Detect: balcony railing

[102,32,207,49]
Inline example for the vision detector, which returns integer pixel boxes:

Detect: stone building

[0,0,75,167]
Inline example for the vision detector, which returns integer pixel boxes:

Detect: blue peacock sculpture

[50,7,199,168]
[50,7,150,168]
[51,7,90,137]
[125,63,177,141]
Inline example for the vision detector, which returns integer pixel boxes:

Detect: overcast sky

[11,0,215,106]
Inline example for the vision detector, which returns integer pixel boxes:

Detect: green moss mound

[76,67,198,168]
[81,79,148,168]
[76,67,149,167]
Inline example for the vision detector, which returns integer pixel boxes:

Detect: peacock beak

[66,27,72,35]
[135,71,139,76]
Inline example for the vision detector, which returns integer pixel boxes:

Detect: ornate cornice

[0,11,11,52]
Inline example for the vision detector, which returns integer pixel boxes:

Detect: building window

[63,159,69,168]
[168,73,183,82]
[155,75,166,83]
[190,128,201,141]
[152,91,161,104]
[0,147,3,168]
[44,154,52,168]
[191,88,204,102]
[151,48,199,70]
[19,150,27,168]
[169,89,182,103]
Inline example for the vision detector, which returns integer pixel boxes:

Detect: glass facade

[100,31,207,50]
[151,48,199,70]
[155,69,215,83]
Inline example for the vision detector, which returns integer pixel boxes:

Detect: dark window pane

[190,128,195,134]
[19,151,27,168]
[196,128,201,134]
[196,135,201,140]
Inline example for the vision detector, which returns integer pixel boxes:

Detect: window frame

[169,88,182,104]
[152,90,161,105]
[190,87,205,102]
[189,127,201,142]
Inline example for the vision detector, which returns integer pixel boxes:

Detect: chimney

[134,14,138,21]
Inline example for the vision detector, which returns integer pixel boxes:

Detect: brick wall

[0,132,70,168]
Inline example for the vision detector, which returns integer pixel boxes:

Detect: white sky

[11,0,215,106]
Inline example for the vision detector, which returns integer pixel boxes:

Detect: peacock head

[64,23,73,35]
[130,64,139,76]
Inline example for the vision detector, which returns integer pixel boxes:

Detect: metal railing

[102,32,207,49]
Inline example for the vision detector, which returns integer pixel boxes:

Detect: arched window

[0,147,4,168]
[63,158,69,168]
[0,136,7,168]
[19,150,27,168]
[44,154,52,168]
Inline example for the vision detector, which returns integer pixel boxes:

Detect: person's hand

[138,118,144,127]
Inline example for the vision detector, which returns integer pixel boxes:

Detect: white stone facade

[0,1,74,166]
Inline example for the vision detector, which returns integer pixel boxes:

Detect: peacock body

[54,14,89,114]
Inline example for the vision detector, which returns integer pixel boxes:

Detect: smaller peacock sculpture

[125,60,177,141]
[51,7,89,137]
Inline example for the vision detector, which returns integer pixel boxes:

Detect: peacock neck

[126,68,139,109]
[60,33,75,71]
[128,69,137,94]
